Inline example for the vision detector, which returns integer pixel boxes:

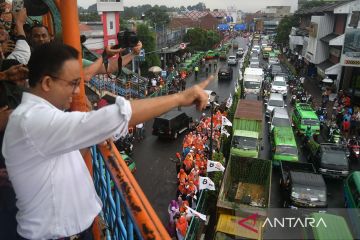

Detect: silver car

[268,108,291,132]
[265,93,286,118]
[227,55,237,66]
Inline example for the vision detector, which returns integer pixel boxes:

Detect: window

[349,11,360,28]
[348,177,360,207]
[109,21,113,30]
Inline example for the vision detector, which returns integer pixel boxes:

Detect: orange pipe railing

[57,1,101,239]
[56,1,170,239]
[99,142,171,239]
[59,0,87,112]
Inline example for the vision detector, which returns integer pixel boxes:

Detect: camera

[115,30,139,49]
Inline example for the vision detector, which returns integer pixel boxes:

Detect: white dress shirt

[2,92,132,239]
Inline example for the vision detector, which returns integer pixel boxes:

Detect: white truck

[243,67,264,96]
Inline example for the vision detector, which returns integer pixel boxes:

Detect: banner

[222,116,232,127]
[226,93,233,108]
[185,206,207,221]
[221,126,230,137]
[207,160,225,172]
[341,28,360,67]
[199,176,216,190]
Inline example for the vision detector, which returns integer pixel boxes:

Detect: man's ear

[40,76,52,92]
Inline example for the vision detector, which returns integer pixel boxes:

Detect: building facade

[290,0,360,97]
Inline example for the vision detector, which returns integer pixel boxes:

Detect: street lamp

[209,91,217,160]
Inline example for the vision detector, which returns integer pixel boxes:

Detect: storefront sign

[341,28,360,66]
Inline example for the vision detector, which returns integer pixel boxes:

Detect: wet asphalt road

[132,37,249,224]
[131,36,360,226]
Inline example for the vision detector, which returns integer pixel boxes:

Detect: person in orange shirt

[178,182,187,198]
[177,169,188,184]
[183,152,194,173]
[179,200,189,213]
[198,159,207,176]
[186,181,197,196]
[176,215,188,240]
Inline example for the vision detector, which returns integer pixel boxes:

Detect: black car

[280,161,327,208]
[307,142,350,178]
[152,110,192,139]
[218,67,233,80]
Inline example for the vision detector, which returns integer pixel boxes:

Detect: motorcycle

[328,123,342,144]
[347,137,360,160]
[316,107,327,128]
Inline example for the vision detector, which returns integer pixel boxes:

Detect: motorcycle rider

[303,125,312,148]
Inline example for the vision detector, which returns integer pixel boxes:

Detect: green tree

[184,28,220,51]
[275,15,299,46]
[144,6,170,29]
[136,24,160,77]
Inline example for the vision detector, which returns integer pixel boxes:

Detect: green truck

[292,103,320,135]
[231,100,263,158]
[344,171,360,239]
[304,213,353,240]
[270,126,299,165]
[216,156,272,239]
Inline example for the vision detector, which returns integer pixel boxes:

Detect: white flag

[221,126,230,138]
[199,176,216,191]
[185,206,207,221]
[226,93,233,108]
[235,82,239,93]
[222,116,232,127]
[207,160,225,172]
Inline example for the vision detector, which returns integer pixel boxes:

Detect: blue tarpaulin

[217,23,230,31]
[234,24,246,31]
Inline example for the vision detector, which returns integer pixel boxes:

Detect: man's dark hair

[28,42,79,87]
[30,23,49,35]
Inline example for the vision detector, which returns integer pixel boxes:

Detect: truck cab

[214,214,264,240]
[304,213,353,240]
[231,130,260,158]
[280,161,327,208]
[231,100,263,159]
[307,142,349,178]
[270,126,299,165]
[243,67,264,95]
[292,103,320,135]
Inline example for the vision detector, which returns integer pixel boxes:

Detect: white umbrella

[148,66,162,73]
[322,76,333,83]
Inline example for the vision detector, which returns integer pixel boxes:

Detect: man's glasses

[49,75,81,93]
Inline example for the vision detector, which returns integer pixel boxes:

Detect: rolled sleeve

[7,40,31,64]
[113,96,132,137]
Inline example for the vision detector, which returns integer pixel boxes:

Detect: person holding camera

[0,7,30,65]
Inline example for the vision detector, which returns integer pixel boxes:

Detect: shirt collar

[22,92,58,109]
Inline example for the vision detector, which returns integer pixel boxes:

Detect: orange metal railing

[53,1,170,239]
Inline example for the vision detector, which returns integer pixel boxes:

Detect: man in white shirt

[2,42,211,239]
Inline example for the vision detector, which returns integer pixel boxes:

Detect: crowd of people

[323,89,360,139]
[166,110,226,240]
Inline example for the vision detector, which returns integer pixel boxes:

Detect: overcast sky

[78,0,298,13]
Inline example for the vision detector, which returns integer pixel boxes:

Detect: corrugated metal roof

[297,1,352,15]
[320,33,339,43]
[234,100,263,121]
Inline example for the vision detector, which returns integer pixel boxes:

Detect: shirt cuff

[115,96,132,136]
